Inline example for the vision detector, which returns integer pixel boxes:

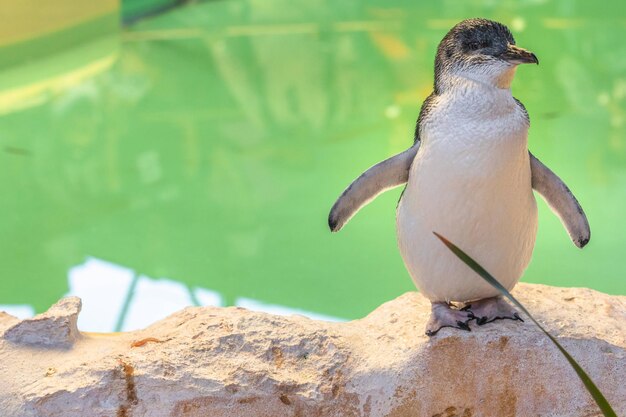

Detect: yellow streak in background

[123,20,404,43]
[543,18,586,29]
[123,28,205,42]
[226,23,319,37]
[370,32,411,60]
[0,54,117,115]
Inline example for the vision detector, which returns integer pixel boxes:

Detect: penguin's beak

[500,44,539,65]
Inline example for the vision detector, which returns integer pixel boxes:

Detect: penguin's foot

[466,296,523,325]
[425,302,473,336]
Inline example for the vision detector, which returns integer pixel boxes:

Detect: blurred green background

[1,0,625,330]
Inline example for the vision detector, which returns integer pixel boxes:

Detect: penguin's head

[434,18,538,91]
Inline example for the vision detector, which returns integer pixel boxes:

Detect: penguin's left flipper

[530,152,591,248]
[328,143,420,232]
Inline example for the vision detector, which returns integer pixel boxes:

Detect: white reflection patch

[67,257,134,332]
[121,276,192,331]
[193,287,223,307]
[0,304,35,319]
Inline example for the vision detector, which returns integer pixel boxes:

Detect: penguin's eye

[467,41,480,50]
[466,39,491,52]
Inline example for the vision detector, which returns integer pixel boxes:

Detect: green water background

[1,0,625,320]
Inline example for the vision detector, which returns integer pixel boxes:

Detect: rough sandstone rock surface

[3,297,81,348]
[0,283,624,417]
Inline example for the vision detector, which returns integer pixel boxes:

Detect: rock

[0,311,20,334]
[3,297,81,348]
[0,284,624,417]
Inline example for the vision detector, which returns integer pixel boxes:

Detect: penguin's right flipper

[328,143,420,232]
[530,152,591,248]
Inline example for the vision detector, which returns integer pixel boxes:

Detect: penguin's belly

[396,136,538,303]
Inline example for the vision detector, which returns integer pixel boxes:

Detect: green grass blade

[433,232,617,417]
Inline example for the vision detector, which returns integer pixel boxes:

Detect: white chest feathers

[397,82,538,303]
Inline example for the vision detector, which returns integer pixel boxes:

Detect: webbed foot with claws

[425,302,473,336]
[466,296,523,325]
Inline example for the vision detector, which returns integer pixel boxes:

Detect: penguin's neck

[436,67,517,96]
[438,75,518,121]
[423,72,529,152]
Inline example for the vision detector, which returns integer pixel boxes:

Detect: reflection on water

[66,257,340,332]
[2,257,341,332]
[0,0,625,325]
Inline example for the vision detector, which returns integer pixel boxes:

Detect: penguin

[328,18,590,336]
